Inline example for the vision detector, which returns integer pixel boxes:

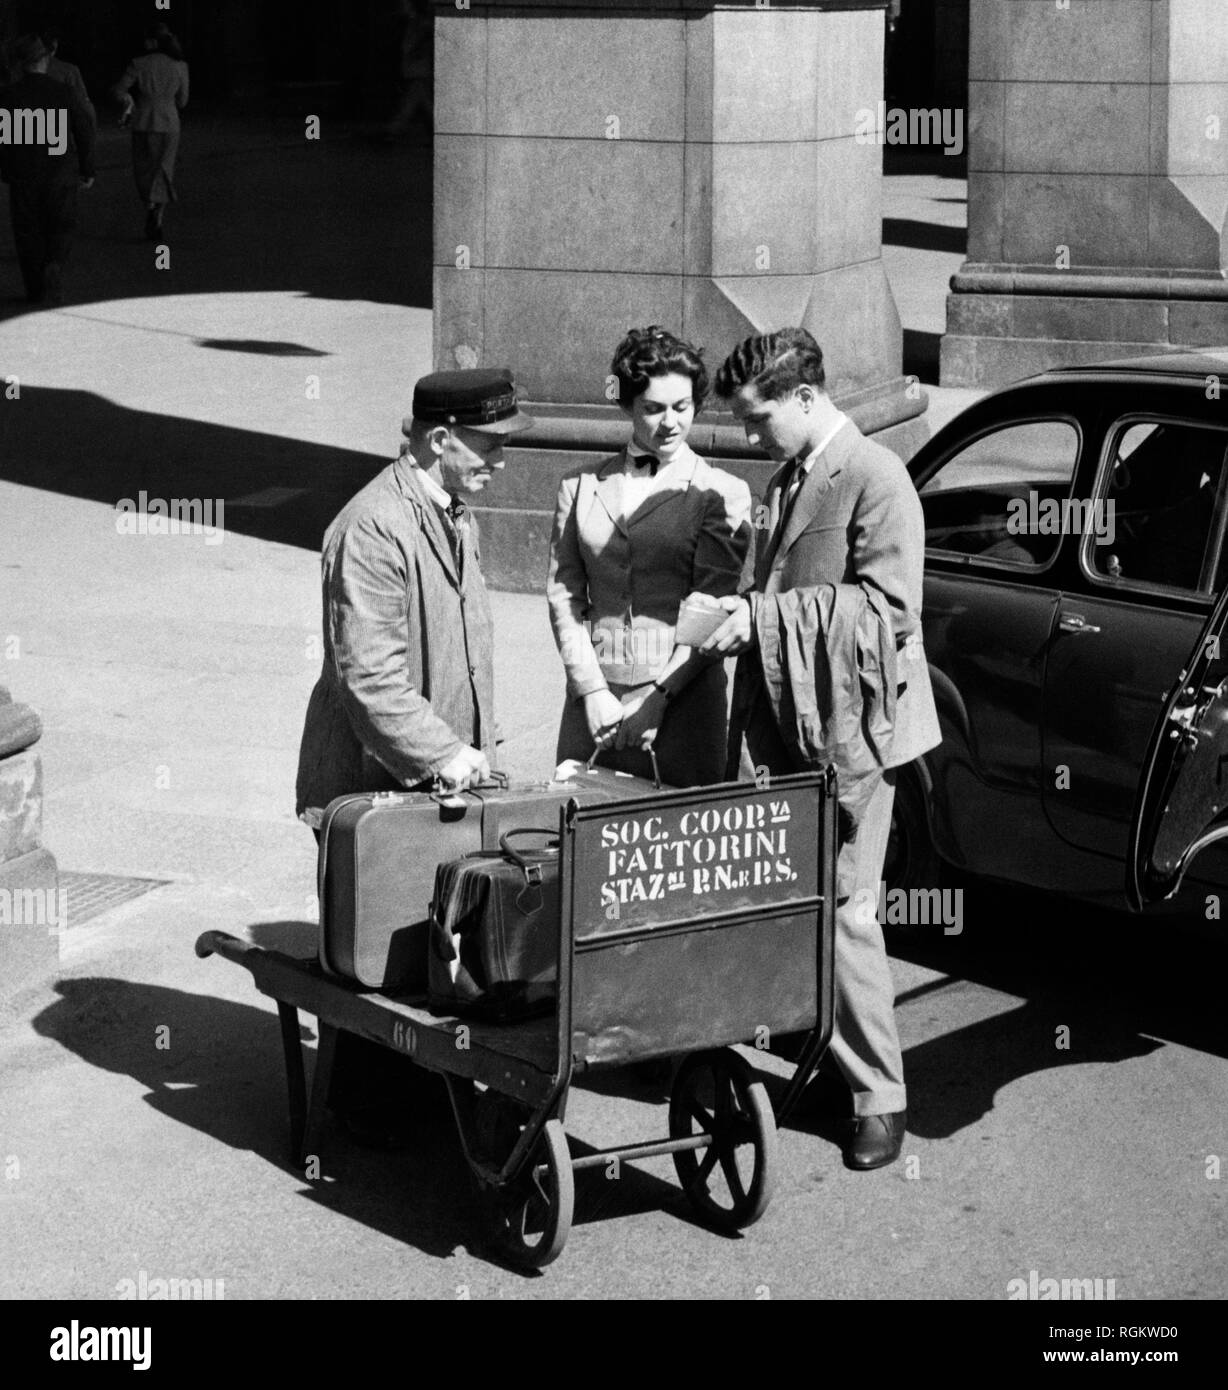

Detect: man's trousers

[829,766,906,1117]
[8,177,78,300]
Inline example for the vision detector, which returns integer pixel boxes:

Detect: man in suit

[0,34,95,305]
[705,328,941,1170]
[40,29,98,130]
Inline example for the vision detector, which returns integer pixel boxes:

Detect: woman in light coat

[547,327,753,787]
[112,23,189,241]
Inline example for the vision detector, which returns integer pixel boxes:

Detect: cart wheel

[482,1118,574,1270]
[669,1049,777,1231]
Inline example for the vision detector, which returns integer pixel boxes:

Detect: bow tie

[628,451,660,476]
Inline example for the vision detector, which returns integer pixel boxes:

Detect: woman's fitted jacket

[114,52,188,132]
[546,443,753,698]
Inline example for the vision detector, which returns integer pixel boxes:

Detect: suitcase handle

[428,768,509,806]
[584,744,663,789]
[498,828,560,887]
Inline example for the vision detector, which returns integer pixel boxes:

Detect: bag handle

[584,744,662,790]
[498,828,559,886]
[429,768,509,807]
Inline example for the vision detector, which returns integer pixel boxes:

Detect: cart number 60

[391,1021,417,1055]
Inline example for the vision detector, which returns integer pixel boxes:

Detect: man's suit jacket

[730,417,941,773]
[295,455,495,824]
[0,71,95,184]
[46,57,96,128]
[547,443,752,695]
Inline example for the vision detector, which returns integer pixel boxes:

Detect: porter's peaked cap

[406,368,534,435]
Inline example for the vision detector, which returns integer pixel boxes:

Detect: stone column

[433,0,924,590]
[943,0,1228,388]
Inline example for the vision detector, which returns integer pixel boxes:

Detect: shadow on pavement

[31,955,702,1272]
[0,384,383,551]
[879,886,1228,1138]
[30,973,495,1266]
[882,217,967,256]
[903,327,941,384]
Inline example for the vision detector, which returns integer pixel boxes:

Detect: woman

[112,23,189,241]
[547,326,753,787]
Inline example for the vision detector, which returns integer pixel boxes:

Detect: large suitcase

[428,830,561,1022]
[317,766,659,990]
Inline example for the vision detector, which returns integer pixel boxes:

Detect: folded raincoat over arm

[754,582,897,780]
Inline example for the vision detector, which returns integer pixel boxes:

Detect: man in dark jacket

[41,29,98,130]
[0,34,96,304]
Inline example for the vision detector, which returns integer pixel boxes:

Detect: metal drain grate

[58,872,170,927]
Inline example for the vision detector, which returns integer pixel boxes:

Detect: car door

[1042,416,1228,866]
[1129,582,1228,911]
[912,414,1080,881]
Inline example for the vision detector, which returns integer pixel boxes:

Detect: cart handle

[195,929,261,963]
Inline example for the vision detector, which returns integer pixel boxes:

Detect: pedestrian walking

[0,34,96,305]
[111,22,188,242]
[40,28,97,129]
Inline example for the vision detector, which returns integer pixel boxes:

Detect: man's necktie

[773,457,806,547]
[445,497,468,578]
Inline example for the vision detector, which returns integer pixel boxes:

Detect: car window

[919,420,1080,568]
[1088,420,1228,596]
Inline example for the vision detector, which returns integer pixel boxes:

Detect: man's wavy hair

[610,326,709,411]
[713,328,826,402]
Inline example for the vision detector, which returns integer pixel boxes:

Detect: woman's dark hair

[610,326,709,411]
[146,23,184,61]
[713,328,826,401]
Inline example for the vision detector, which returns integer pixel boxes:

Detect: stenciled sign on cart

[573,786,822,940]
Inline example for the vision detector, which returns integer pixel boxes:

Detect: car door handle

[1059,613,1101,635]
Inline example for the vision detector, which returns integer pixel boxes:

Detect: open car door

[1128,586,1228,909]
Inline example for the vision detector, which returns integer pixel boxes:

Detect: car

[888,349,1228,917]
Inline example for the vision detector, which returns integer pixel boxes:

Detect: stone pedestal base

[0,847,59,1004]
[942,267,1228,389]
[477,382,928,593]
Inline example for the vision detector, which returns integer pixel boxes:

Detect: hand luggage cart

[195,767,837,1269]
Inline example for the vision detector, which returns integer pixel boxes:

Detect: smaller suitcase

[428,830,561,1022]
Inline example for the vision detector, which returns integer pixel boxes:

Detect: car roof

[1042,348,1228,382]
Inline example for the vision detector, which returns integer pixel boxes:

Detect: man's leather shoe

[843,1110,906,1171]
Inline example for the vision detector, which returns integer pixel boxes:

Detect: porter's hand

[435,745,490,791]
